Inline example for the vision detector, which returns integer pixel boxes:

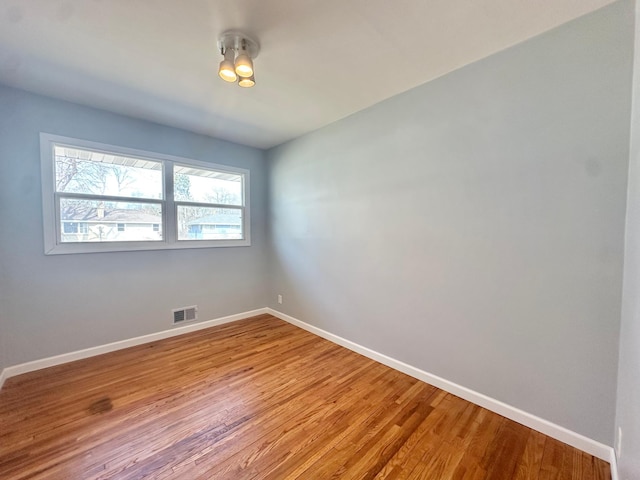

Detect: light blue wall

[268,0,633,444]
[615,1,640,477]
[0,86,269,371]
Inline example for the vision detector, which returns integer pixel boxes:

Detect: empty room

[0,0,639,479]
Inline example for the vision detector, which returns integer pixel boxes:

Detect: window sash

[175,203,245,242]
[173,163,244,206]
[55,193,165,244]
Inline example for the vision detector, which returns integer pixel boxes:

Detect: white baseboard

[0,368,7,391]
[609,449,619,480]
[267,308,615,465]
[0,308,269,390]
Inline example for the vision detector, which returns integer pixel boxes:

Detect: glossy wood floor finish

[0,314,610,480]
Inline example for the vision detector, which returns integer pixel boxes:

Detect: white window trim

[40,133,251,255]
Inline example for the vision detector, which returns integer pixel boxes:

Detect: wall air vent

[172,305,198,325]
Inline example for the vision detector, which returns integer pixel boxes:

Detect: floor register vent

[172,305,198,325]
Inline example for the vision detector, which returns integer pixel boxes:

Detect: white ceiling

[0,0,617,149]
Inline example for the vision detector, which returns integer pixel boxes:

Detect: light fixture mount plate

[217,30,260,59]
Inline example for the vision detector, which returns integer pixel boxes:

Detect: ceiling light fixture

[217,31,260,88]
[218,48,237,83]
[238,75,256,88]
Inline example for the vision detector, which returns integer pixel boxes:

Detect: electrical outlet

[277,294,283,305]
[616,427,622,457]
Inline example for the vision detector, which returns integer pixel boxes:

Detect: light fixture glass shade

[218,49,237,82]
[234,53,254,77]
[238,75,255,88]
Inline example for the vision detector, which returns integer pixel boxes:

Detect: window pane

[174,165,242,205]
[177,206,243,240]
[60,198,163,243]
[55,145,163,199]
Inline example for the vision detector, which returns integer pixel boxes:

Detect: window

[63,222,79,234]
[41,133,250,254]
[173,165,244,241]
[62,222,89,238]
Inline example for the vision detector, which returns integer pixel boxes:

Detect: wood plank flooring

[0,314,611,479]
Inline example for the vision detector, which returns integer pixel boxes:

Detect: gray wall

[615,1,640,477]
[0,86,269,371]
[268,0,633,444]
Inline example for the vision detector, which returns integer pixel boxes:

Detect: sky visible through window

[54,146,242,205]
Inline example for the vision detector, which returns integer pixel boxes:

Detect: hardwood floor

[0,314,610,479]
